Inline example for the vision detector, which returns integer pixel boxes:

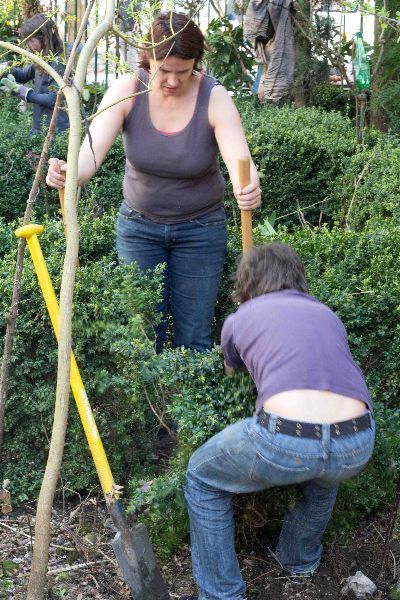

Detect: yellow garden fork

[15,224,170,600]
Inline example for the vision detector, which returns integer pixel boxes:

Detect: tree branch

[292,10,354,93]
[0,42,64,88]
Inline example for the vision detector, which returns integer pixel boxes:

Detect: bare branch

[292,10,354,93]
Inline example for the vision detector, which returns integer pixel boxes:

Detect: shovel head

[109,501,171,599]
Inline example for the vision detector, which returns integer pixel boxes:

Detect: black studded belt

[257,408,372,439]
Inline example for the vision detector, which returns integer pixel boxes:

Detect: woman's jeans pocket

[118,202,144,222]
[193,206,227,227]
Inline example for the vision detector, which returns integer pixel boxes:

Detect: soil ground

[0,498,398,599]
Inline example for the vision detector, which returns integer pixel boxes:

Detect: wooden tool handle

[238,157,253,252]
[58,188,68,240]
[58,188,66,220]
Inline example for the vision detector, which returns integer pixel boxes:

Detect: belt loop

[268,413,278,435]
[322,423,330,448]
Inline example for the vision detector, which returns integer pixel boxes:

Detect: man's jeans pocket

[335,457,371,481]
[250,450,311,485]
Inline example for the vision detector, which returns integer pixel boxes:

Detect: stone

[341,571,377,599]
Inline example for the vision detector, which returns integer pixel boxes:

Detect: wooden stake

[58,188,68,240]
[238,157,253,252]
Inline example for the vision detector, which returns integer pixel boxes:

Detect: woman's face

[26,37,42,53]
[149,56,196,97]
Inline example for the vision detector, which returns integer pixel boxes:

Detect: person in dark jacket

[0,13,69,134]
[181,243,375,600]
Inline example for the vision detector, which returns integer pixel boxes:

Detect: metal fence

[9,0,245,84]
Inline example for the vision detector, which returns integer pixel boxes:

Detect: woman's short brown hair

[234,243,309,303]
[138,12,205,71]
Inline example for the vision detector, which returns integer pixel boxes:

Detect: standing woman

[0,13,69,134]
[46,12,261,352]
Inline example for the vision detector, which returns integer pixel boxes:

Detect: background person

[46,12,261,353]
[0,13,69,134]
[182,243,375,600]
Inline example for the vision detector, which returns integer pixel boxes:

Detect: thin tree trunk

[26,1,115,596]
[370,0,399,131]
[0,0,95,459]
[370,1,388,131]
[293,0,312,106]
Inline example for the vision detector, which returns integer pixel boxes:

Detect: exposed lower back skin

[263,390,367,423]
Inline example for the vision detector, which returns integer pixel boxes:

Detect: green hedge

[227,102,358,228]
[331,135,400,230]
[1,95,399,232]
[309,81,355,119]
[0,213,164,502]
[0,95,124,223]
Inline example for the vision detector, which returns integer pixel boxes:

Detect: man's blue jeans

[116,203,227,352]
[184,413,375,600]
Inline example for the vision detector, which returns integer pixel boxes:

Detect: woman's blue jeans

[184,413,375,600]
[116,203,227,352]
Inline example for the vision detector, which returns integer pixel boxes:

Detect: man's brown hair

[234,243,309,303]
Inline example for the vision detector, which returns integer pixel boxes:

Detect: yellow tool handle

[238,157,253,252]
[15,224,116,498]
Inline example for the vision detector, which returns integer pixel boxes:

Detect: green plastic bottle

[354,31,371,91]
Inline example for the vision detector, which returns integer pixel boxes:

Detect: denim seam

[249,430,322,459]
[192,219,226,227]
[189,450,228,472]
[286,557,321,575]
[333,449,367,459]
[338,457,370,470]
[253,451,311,473]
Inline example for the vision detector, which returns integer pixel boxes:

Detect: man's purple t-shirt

[221,290,372,415]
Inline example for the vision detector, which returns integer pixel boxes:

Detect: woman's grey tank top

[122,69,225,224]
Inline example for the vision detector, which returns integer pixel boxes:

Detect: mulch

[0,497,398,599]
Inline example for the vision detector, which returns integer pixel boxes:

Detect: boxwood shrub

[224,101,358,228]
[0,95,125,223]
[1,94,399,233]
[0,212,164,502]
[331,135,400,230]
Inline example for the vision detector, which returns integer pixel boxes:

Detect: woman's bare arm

[209,86,261,210]
[46,75,136,188]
